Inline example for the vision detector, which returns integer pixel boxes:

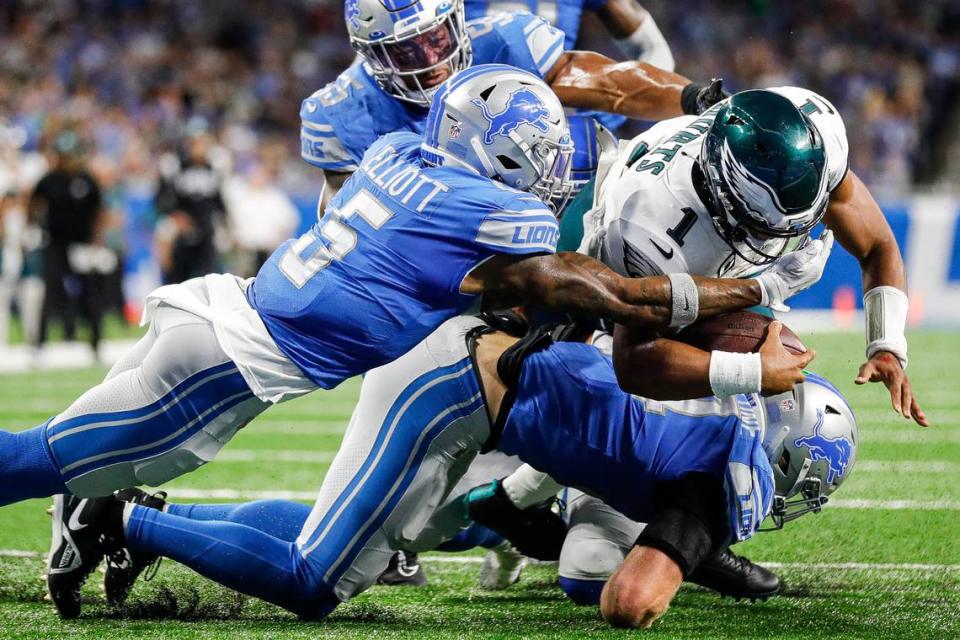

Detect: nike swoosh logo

[306,102,318,113]
[649,238,674,260]
[67,500,89,531]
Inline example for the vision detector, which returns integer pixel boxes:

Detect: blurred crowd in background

[0,0,958,353]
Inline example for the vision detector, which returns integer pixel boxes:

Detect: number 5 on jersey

[280,190,394,288]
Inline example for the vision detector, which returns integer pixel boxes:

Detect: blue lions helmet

[346,0,472,106]
[566,115,617,198]
[421,64,575,212]
[761,372,859,528]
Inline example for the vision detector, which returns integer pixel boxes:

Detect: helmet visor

[363,17,468,104]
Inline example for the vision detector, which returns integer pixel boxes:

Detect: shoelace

[142,556,162,582]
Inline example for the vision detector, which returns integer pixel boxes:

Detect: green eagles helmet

[700,90,829,265]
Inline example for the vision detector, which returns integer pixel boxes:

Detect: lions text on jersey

[301,12,566,173]
[498,340,774,542]
[581,87,848,280]
[250,131,559,389]
[463,0,607,48]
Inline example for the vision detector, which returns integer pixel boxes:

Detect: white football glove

[755,230,835,312]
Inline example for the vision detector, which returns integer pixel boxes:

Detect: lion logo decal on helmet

[794,410,853,484]
[472,87,550,145]
[345,0,361,30]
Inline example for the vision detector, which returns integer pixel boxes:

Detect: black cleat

[103,489,167,606]
[46,494,123,618]
[376,551,428,586]
[687,548,782,601]
[464,479,566,561]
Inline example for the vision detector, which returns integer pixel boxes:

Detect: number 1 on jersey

[280,189,393,288]
[666,207,697,246]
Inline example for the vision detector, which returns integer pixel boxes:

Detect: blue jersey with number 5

[250,132,558,388]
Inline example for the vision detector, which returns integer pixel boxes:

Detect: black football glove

[681,78,730,115]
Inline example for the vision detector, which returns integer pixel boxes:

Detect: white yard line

[419,556,960,571]
[210,452,960,473]
[149,489,960,511]
[854,460,960,473]
[0,340,139,373]
[865,431,960,444]
[5,549,954,573]
[829,499,960,510]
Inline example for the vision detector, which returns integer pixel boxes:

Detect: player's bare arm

[461,251,765,329]
[825,170,927,425]
[545,52,692,121]
[611,321,814,399]
[593,0,649,39]
[592,0,675,72]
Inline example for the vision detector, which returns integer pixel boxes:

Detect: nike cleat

[46,494,122,618]
[465,479,566,561]
[478,541,527,590]
[376,550,428,586]
[103,488,167,606]
[687,548,782,601]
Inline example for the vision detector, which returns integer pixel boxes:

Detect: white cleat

[478,542,527,591]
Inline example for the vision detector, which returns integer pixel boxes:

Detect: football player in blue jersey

[464,0,675,73]
[0,66,829,618]
[302,0,722,204]
[67,313,857,627]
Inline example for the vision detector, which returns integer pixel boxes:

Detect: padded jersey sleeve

[469,12,567,78]
[770,86,850,191]
[475,195,560,256]
[300,87,362,173]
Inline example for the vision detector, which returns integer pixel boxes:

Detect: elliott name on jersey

[582,86,849,280]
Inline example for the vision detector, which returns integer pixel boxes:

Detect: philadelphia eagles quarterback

[576,87,925,423]
[468,87,926,602]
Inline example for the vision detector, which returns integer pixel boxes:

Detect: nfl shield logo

[449,124,462,139]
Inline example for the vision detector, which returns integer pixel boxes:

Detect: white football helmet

[346,0,472,106]
[421,64,574,212]
[761,372,859,529]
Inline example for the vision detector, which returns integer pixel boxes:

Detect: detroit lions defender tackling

[3,66,829,619]
[59,312,856,628]
[303,0,723,203]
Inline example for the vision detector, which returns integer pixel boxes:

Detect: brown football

[676,311,807,355]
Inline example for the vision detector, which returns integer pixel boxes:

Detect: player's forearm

[859,237,906,293]
[546,52,688,121]
[612,328,712,399]
[478,253,762,328]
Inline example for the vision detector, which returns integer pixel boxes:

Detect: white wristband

[864,286,909,369]
[709,351,762,398]
[667,272,699,329]
[614,14,676,71]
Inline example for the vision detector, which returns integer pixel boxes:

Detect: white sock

[502,464,564,509]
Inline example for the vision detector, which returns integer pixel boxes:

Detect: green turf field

[0,330,957,639]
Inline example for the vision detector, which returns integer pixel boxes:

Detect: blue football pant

[126,317,492,618]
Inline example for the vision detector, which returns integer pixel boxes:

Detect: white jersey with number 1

[581,86,849,279]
